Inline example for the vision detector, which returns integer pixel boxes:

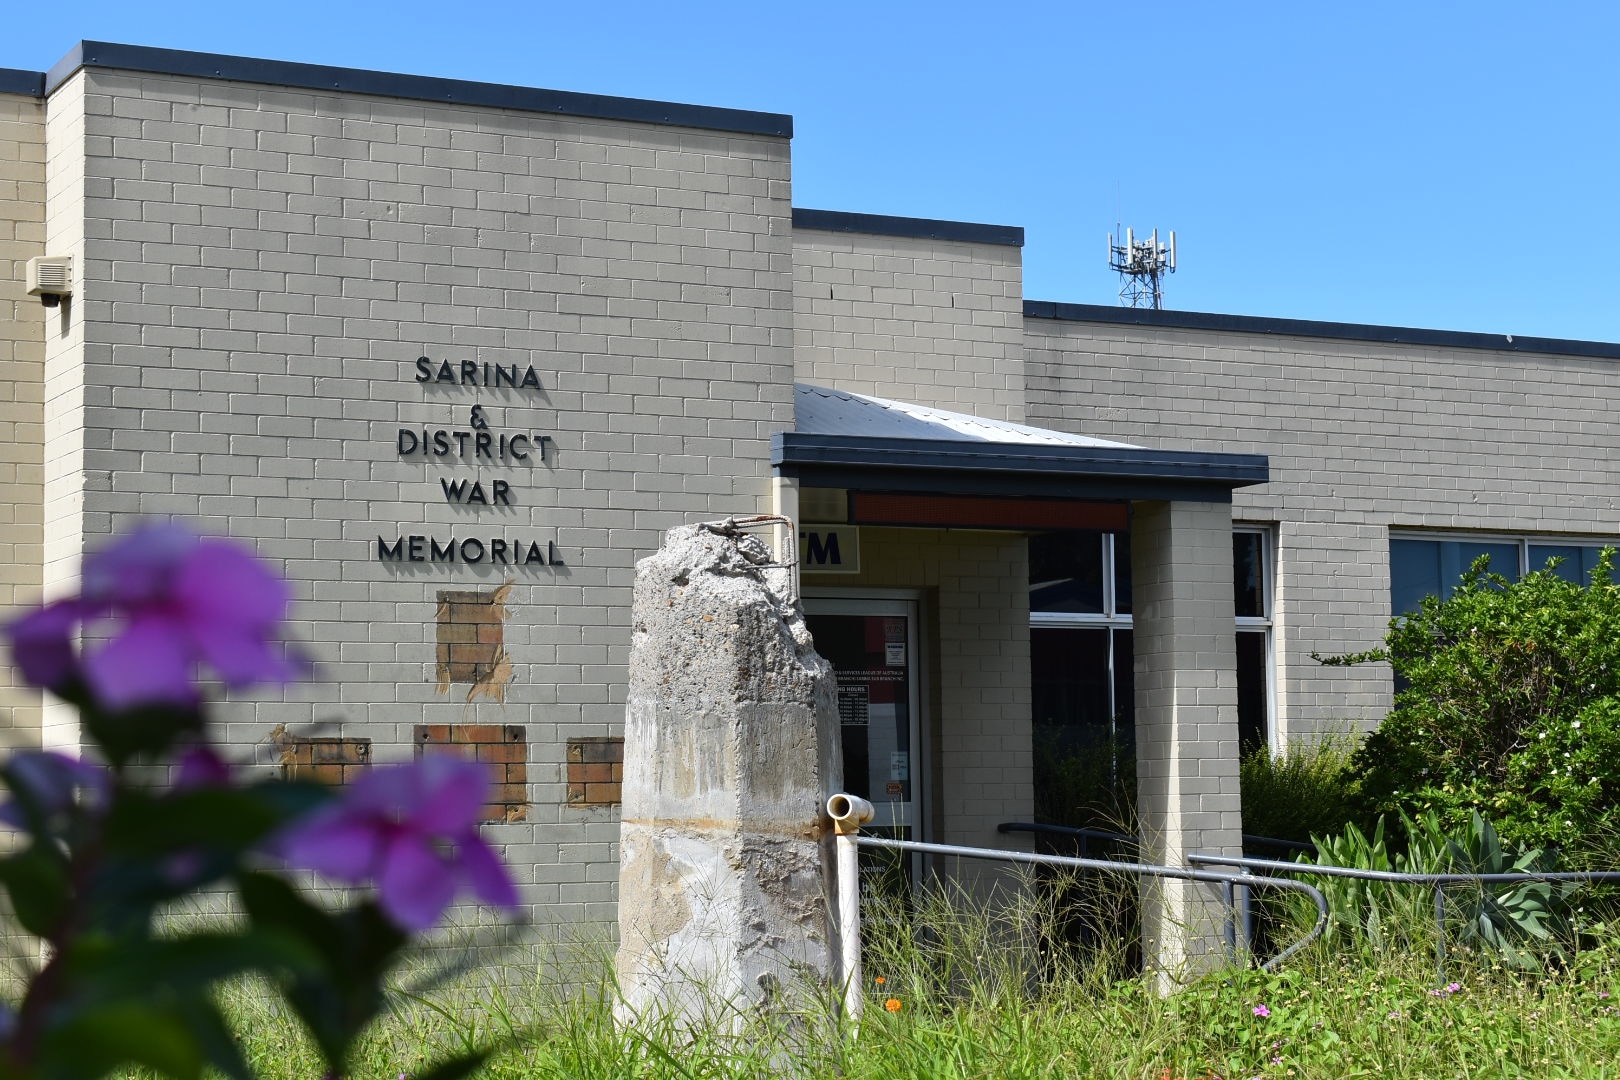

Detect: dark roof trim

[0,69,44,97]
[773,432,1266,504]
[44,42,792,138]
[1024,300,1620,361]
[793,208,1023,248]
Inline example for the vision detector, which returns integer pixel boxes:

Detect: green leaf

[412,1050,494,1080]
[42,1002,205,1080]
[0,846,69,938]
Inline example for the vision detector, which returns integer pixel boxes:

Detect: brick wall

[792,229,1026,421]
[1025,315,1620,740]
[0,91,45,749]
[35,64,797,940]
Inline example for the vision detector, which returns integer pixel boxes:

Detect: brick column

[1130,499,1243,985]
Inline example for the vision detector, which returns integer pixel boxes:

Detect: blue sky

[6,2,1619,342]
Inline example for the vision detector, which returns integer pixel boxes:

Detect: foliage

[0,524,518,1079]
[1032,728,1136,835]
[1296,809,1573,968]
[1239,731,1365,848]
[197,914,1620,1080]
[1337,550,1620,861]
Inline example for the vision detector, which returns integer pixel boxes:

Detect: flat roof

[24,42,792,138]
[792,208,1024,248]
[1025,300,1620,361]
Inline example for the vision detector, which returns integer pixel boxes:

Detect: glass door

[802,597,921,838]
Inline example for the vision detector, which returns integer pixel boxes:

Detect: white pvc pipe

[827,792,874,1023]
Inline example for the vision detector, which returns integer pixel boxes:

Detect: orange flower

[874,976,885,985]
[884,998,903,1013]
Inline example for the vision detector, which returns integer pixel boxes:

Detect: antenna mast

[1108,226,1176,309]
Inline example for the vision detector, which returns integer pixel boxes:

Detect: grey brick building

[4,43,1617,949]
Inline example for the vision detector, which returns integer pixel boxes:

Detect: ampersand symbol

[469,405,488,430]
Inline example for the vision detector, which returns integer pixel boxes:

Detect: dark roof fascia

[1024,300,1620,361]
[773,433,1267,502]
[44,42,792,138]
[0,69,44,97]
[792,208,1023,248]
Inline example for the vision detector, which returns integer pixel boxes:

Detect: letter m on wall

[799,526,859,574]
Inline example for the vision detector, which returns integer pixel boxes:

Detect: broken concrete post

[616,520,841,1027]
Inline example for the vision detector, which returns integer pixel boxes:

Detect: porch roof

[774,385,1269,503]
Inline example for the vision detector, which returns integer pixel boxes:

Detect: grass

[197,882,1620,1080]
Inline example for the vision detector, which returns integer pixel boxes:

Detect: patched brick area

[415,724,528,822]
[566,737,624,807]
[277,735,371,786]
[435,587,512,701]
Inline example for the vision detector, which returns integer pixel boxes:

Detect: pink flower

[1251,1004,1270,1018]
[277,756,519,931]
[4,523,305,710]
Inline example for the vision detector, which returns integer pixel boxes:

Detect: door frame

[802,588,930,845]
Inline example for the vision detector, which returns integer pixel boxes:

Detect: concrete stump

[615,521,840,1026]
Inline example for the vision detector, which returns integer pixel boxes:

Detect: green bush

[1239,732,1365,847]
[1336,550,1620,863]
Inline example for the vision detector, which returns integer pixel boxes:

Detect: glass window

[1235,631,1268,754]
[1030,527,1274,774]
[1390,537,1519,615]
[1233,532,1265,618]
[1528,543,1613,585]
[1029,530,1106,614]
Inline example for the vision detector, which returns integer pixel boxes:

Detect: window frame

[1027,525,1276,750]
[1389,529,1620,614]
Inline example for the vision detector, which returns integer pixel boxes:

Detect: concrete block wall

[39,64,796,941]
[792,229,1026,421]
[0,90,45,748]
[803,526,1034,851]
[40,74,87,751]
[1026,316,1620,740]
[1131,498,1242,978]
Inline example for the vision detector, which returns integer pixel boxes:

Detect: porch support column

[1129,498,1244,986]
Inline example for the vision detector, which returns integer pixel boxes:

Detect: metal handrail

[1187,851,1620,980]
[999,821,1315,856]
[826,794,1327,1022]
[852,835,1327,965]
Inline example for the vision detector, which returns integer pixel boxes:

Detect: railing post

[1434,884,1447,984]
[1237,870,1255,959]
[1222,880,1237,961]
[828,793,875,1024]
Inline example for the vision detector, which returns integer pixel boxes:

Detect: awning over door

[774,385,1268,508]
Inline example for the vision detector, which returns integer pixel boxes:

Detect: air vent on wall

[26,256,72,307]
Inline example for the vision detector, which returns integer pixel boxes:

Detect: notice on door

[838,683,869,726]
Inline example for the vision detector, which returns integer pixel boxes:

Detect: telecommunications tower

[1108,226,1176,309]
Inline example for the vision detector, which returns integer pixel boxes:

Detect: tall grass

[202,878,1620,1080]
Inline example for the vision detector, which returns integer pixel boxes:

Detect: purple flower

[0,751,108,830]
[277,756,519,931]
[1252,1004,1270,1018]
[174,745,232,790]
[4,523,306,710]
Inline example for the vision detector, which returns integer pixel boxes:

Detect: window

[1233,529,1273,754]
[1029,526,1273,758]
[1389,532,1620,615]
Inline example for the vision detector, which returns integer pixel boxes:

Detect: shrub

[1239,731,1365,848]
[1332,550,1620,862]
